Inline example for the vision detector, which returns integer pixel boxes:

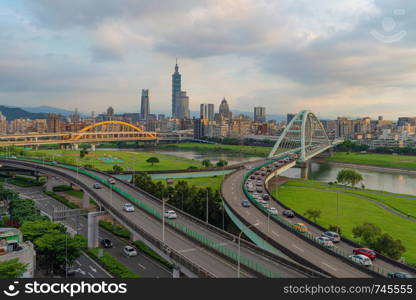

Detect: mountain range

[0,105,286,122]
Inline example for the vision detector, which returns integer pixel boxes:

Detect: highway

[1,158,313,278]
[222,157,416,278]
[6,184,172,278]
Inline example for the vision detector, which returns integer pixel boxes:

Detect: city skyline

[1,1,416,119]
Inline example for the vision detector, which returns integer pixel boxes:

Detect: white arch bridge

[268,110,343,162]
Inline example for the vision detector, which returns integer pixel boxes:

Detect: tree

[304,209,321,223]
[373,233,406,260]
[21,220,66,242]
[336,169,363,187]
[0,259,28,278]
[35,233,87,271]
[202,159,212,168]
[112,165,123,174]
[146,157,160,166]
[216,160,228,168]
[352,222,382,245]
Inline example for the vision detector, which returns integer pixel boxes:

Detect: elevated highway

[0,157,323,278]
[222,154,416,278]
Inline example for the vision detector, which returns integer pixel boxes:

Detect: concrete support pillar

[299,162,309,179]
[60,144,65,150]
[87,212,103,248]
[45,177,54,192]
[90,144,96,152]
[328,147,334,157]
[173,267,180,278]
[82,191,90,210]
[73,144,79,151]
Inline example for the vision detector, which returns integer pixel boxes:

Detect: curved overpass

[222,154,416,278]
[0,157,320,278]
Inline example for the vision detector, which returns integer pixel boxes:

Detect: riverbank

[324,152,416,171]
[156,142,273,156]
[271,179,416,264]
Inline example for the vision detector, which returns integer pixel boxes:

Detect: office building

[176,91,190,119]
[140,89,150,120]
[254,107,266,123]
[219,98,232,119]
[171,61,181,118]
[200,103,214,121]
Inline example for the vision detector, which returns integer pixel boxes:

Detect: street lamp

[237,222,260,278]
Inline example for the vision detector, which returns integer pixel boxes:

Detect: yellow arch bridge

[0,121,157,148]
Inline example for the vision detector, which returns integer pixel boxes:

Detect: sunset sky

[1,0,415,119]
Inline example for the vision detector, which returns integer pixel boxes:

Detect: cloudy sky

[0,0,415,119]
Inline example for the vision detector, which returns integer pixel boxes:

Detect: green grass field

[155,175,224,191]
[326,152,416,169]
[273,181,416,264]
[283,179,416,218]
[158,142,274,156]
[21,149,203,172]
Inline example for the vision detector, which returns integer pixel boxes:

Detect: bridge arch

[70,120,156,141]
[268,110,331,161]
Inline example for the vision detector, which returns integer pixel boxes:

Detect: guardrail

[241,156,388,277]
[1,156,289,278]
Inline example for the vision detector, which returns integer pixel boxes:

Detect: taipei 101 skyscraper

[171,59,181,118]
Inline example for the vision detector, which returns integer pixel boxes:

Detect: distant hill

[21,106,75,116]
[0,106,49,121]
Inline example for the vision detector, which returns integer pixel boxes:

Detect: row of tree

[133,173,228,230]
[336,139,416,155]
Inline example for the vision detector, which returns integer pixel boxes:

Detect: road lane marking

[88,272,95,278]
[321,262,337,271]
[138,263,147,270]
[271,231,279,237]
[178,248,196,253]
[89,266,97,273]
[75,260,81,266]
[292,244,304,252]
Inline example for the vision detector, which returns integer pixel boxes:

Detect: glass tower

[172,61,181,118]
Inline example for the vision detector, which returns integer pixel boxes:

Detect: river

[104,148,416,195]
[281,162,416,195]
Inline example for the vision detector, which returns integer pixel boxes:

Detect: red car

[353,248,376,260]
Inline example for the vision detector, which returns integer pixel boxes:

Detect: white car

[108,178,116,184]
[164,210,177,219]
[123,203,135,212]
[123,246,138,257]
[268,207,278,215]
[316,236,334,248]
[259,200,269,208]
[349,254,373,267]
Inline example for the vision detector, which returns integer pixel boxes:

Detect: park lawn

[158,142,274,157]
[22,149,203,172]
[326,152,416,169]
[155,175,224,191]
[283,179,416,218]
[273,185,416,264]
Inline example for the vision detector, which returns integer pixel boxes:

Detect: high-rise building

[219,98,232,119]
[200,103,214,121]
[172,61,181,118]
[254,107,266,123]
[107,106,114,116]
[140,89,150,120]
[176,91,190,119]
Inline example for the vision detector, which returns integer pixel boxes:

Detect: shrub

[87,248,138,278]
[44,191,80,209]
[99,221,131,239]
